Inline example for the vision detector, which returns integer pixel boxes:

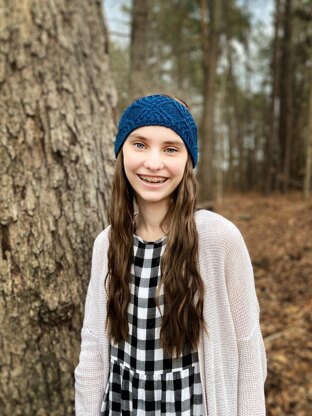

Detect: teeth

[139,176,166,184]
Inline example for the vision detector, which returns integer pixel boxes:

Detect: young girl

[75,94,267,416]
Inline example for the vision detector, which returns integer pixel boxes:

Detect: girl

[75,94,267,416]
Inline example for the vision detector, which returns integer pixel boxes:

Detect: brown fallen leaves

[215,192,312,416]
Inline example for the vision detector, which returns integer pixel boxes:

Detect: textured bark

[303,70,312,199]
[130,0,149,97]
[0,1,116,415]
[198,0,222,202]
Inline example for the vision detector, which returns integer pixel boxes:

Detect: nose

[143,151,164,171]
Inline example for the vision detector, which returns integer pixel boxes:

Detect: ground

[215,192,312,416]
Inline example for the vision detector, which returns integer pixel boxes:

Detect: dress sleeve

[74,232,108,416]
[225,226,267,416]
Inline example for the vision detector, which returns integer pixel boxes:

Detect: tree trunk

[303,70,312,199]
[198,0,222,202]
[265,0,281,194]
[223,0,242,193]
[278,0,293,192]
[130,0,149,97]
[223,2,234,192]
[0,1,116,415]
[216,74,226,204]
[242,0,252,192]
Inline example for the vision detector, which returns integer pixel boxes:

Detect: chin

[135,193,170,205]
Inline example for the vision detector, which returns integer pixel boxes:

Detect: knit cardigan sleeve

[224,224,267,415]
[74,229,110,416]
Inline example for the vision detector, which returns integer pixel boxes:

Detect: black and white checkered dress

[101,234,203,415]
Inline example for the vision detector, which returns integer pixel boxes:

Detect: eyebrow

[128,133,184,147]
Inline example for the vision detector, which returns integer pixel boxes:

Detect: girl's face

[122,126,188,208]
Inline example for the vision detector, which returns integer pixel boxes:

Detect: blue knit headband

[114,94,198,167]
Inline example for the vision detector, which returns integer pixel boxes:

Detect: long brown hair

[106,151,205,357]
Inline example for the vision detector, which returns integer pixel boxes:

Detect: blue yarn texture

[114,94,198,167]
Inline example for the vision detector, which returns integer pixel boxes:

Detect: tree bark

[303,70,312,199]
[0,1,116,414]
[198,0,222,202]
[130,0,149,97]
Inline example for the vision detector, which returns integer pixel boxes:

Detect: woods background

[0,0,311,415]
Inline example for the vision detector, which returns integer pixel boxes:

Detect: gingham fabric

[100,234,203,415]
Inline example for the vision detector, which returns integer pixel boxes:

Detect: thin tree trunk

[130,0,149,97]
[0,1,116,414]
[278,0,293,192]
[223,2,235,192]
[216,129,224,204]
[226,103,235,191]
[242,0,253,192]
[303,70,312,199]
[265,0,281,194]
[198,0,222,203]
[216,74,227,204]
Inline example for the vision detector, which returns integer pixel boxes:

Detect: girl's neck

[134,200,169,241]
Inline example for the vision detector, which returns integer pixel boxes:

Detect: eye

[165,147,178,154]
[134,142,145,149]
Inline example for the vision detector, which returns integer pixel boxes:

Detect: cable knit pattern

[114,94,198,167]
[74,210,267,415]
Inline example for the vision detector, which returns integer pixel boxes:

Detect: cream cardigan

[75,210,267,415]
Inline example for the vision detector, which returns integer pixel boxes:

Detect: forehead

[127,125,184,144]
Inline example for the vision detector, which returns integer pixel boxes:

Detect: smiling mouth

[138,175,168,184]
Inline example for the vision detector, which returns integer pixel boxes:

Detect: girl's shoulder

[92,224,111,253]
[195,209,245,248]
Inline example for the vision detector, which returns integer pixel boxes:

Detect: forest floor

[215,191,312,416]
